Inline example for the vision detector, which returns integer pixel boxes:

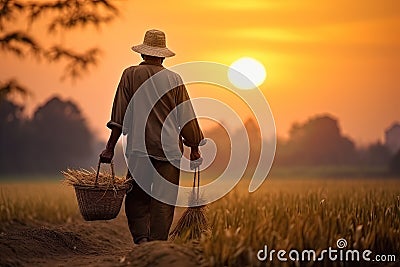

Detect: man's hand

[99,148,114,163]
[190,147,203,170]
[100,126,121,163]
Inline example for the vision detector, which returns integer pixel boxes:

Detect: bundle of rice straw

[62,166,129,189]
[170,168,209,241]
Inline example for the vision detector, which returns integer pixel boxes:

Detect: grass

[202,178,400,266]
[0,182,80,224]
[1,177,400,266]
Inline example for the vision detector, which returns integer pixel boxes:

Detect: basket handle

[95,159,115,187]
[192,167,200,200]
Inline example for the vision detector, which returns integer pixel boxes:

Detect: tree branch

[26,0,118,32]
[0,79,30,101]
[45,46,101,79]
[47,10,115,33]
[0,0,120,85]
[0,31,41,57]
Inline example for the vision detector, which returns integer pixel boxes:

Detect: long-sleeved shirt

[107,60,204,160]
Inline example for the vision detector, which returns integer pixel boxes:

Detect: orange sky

[1,0,399,145]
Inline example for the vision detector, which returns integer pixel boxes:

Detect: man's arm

[100,69,130,163]
[99,126,122,163]
[175,84,205,166]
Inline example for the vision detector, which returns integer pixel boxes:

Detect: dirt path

[0,217,205,267]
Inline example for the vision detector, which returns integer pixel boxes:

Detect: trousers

[125,156,180,244]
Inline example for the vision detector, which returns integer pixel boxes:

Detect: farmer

[100,29,204,244]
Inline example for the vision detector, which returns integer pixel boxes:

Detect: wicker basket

[73,161,128,221]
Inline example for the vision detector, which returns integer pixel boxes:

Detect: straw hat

[131,29,175,57]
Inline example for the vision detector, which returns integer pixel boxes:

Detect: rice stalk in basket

[61,168,130,190]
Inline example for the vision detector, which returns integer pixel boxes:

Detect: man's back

[108,59,203,160]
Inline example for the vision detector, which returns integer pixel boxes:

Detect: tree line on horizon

[275,115,398,167]
[0,95,399,177]
[205,115,400,177]
[0,95,95,175]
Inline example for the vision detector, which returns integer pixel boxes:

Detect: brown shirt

[107,60,204,160]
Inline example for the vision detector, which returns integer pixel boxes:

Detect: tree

[389,150,400,176]
[0,97,26,172]
[361,141,392,166]
[0,95,95,175]
[0,0,119,98]
[278,115,357,165]
[30,96,94,172]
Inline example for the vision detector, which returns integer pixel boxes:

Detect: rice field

[0,182,79,224]
[202,178,400,266]
[1,177,400,266]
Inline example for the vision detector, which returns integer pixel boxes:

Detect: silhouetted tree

[240,119,261,177]
[278,115,357,165]
[0,0,119,96]
[198,118,265,177]
[201,121,230,177]
[29,96,93,172]
[0,98,26,172]
[360,141,392,166]
[389,150,400,176]
[0,96,95,175]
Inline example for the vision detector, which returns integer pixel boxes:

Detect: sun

[228,57,267,90]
